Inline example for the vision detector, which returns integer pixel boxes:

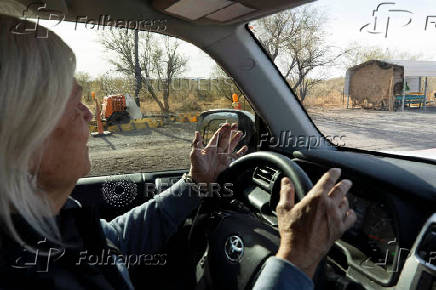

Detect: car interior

[11,0,436,289]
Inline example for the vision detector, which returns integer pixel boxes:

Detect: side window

[251,2,435,155]
[49,22,253,176]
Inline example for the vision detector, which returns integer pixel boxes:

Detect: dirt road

[308,107,436,151]
[87,108,436,177]
[88,123,196,177]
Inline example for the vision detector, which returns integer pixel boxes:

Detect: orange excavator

[91,93,130,136]
[100,95,131,126]
[91,92,143,137]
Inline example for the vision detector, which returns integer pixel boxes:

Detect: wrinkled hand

[275,168,357,279]
[189,123,248,184]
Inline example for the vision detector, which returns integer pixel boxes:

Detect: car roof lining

[13,0,315,26]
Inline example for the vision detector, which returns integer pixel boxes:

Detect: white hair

[0,12,76,246]
[0,0,24,16]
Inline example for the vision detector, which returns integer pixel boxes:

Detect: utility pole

[134,29,142,107]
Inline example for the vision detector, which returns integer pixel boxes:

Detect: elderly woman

[0,12,356,290]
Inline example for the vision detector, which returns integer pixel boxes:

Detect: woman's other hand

[275,168,357,278]
[189,122,248,184]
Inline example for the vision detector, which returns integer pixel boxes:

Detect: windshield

[251,0,436,159]
[37,20,253,177]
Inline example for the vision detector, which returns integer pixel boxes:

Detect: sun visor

[164,0,233,20]
[206,3,255,22]
[153,0,315,24]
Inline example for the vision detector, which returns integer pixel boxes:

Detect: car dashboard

[345,193,398,271]
[235,152,435,290]
[291,150,435,290]
[332,190,401,286]
[72,149,436,290]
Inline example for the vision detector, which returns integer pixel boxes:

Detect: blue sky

[44,0,436,79]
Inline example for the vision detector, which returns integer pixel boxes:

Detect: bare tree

[97,73,113,97]
[95,72,135,98]
[256,11,295,62]
[75,71,92,102]
[100,29,187,115]
[152,36,187,113]
[254,6,344,101]
[211,64,241,101]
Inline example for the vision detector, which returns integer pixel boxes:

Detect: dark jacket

[0,179,312,289]
[0,203,130,289]
[0,179,200,289]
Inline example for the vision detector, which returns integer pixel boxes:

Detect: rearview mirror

[196,109,255,151]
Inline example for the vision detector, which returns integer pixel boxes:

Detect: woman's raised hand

[189,122,248,184]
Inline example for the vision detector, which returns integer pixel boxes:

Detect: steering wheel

[219,151,313,201]
[190,151,318,290]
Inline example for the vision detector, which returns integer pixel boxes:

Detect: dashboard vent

[253,166,278,188]
[417,223,436,267]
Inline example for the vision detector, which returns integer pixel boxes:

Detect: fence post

[402,78,406,112]
[423,77,428,112]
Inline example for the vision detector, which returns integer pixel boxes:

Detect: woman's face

[38,78,93,192]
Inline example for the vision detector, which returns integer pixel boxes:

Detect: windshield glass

[251,0,436,159]
[38,20,253,177]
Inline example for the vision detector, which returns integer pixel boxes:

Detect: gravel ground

[308,107,436,151]
[88,123,196,177]
[87,108,436,177]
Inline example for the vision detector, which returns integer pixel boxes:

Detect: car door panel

[71,170,187,221]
